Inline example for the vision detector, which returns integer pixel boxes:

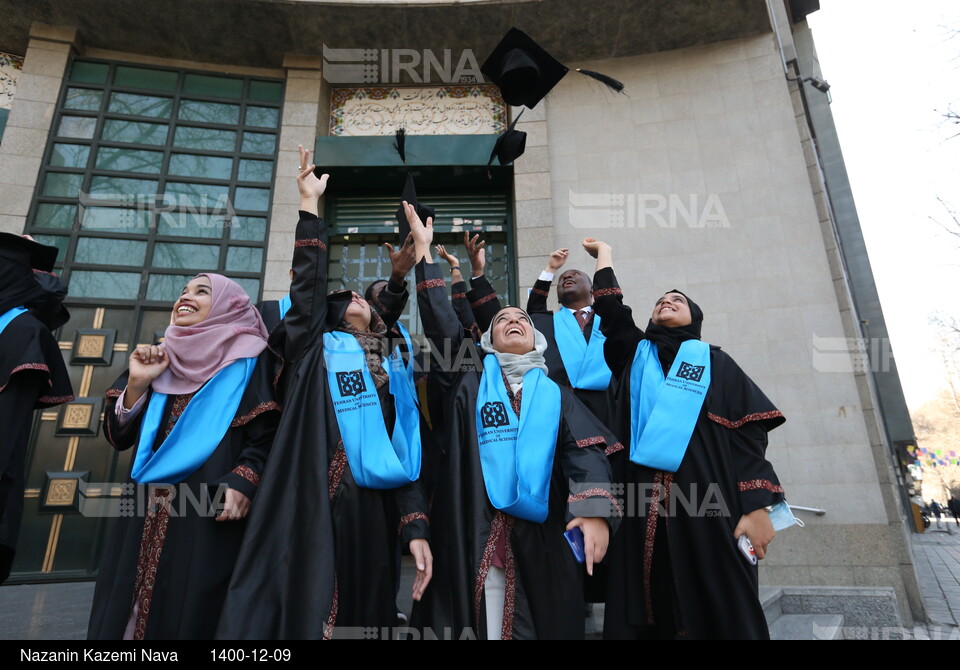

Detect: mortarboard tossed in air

[393,127,436,246]
[482,27,625,166]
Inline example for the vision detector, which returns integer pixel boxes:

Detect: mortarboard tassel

[576,68,625,94]
[394,127,407,164]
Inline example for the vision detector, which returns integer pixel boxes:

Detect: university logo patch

[676,362,705,382]
[480,401,510,429]
[336,370,367,397]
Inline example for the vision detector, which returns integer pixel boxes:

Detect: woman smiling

[87,274,279,640]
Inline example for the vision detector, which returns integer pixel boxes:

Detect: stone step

[760,586,784,624]
[770,613,845,640]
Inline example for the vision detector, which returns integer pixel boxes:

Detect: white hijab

[479,314,549,390]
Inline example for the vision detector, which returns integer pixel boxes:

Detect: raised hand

[546,248,569,273]
[384,233,417,283]
[402,201,434,262]
[582,238,613,271]
[124,344,169,408]
[464,231,486,277]
[296,144,329,216]
[434,243,460,269]
[128,345,168,387]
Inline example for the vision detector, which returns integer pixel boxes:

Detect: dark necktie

[575,309,590,333]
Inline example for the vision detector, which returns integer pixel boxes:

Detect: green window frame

[27,58,285,308]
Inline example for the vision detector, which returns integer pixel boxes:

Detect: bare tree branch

[930,196,960,240]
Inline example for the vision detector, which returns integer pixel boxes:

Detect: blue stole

[131,357,257,484]
[475,355,561,523]
[277,294,291,320]
[392,322,415,376]
[323,329,421,489]
[629,339,711,472]
[552,309,612,390]
[0,306,28,335]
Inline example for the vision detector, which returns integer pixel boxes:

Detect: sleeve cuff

[539,271,555,281]
[115,389,147,426]
[386,279,407,295]
[398,513,430,543]
[415,258,446,291]
[219,466,261,501]
[738,479,785,513]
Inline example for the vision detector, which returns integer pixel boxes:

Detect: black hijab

[0,235,67,330]
[363,280,388,318]
[327,289,390,388]
[0,262,46,317]
[643,289,704,374]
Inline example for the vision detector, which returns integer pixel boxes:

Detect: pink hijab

[152,273,269,395]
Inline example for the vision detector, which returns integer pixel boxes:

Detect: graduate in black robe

[581,238,787,640]
[218,147,431,639]
[525,248,619,431]
[525,249,623,604]
[0,234,74,583]
[374,234,503,497]
[87,274,279,639]
[404,204,621,640]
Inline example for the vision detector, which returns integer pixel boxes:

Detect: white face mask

[769,501,804,531]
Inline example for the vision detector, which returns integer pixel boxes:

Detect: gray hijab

[479,309,549,389]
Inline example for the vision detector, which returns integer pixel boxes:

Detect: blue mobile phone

[564,527,586,564]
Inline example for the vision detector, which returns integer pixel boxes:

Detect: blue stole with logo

[475,355,561,523]
[552,309,612,390]
[629,339,711,472]
[0,306,28,335]
[277,294,291,320]
[131,357,257,484]
[323,329,422,489]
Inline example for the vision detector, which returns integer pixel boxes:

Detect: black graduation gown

[525,278,619,429]
[375,273,499,498]
[525,281,623,603]
[257,299,283,334]
[593,268,786,640]
[411,260,621,640]
[217,212,430,639]
[0,282,74,583]
[86,349,279,640]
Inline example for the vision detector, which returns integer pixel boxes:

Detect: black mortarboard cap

[482,28,625,113]
[0,233,58,272]
[481,28,569,109]
[394,173,435,246]
[487,110,527,166]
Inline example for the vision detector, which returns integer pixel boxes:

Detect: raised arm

[583,238,643,380]
[377,234,417,331]
[461,231,501,334]
[401,202,465,368]
[435,243,477,337]
[283,145,331,362]
[526,248,569,314]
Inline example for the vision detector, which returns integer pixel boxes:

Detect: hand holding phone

[564,527,586,564]
[738,534,757,565]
